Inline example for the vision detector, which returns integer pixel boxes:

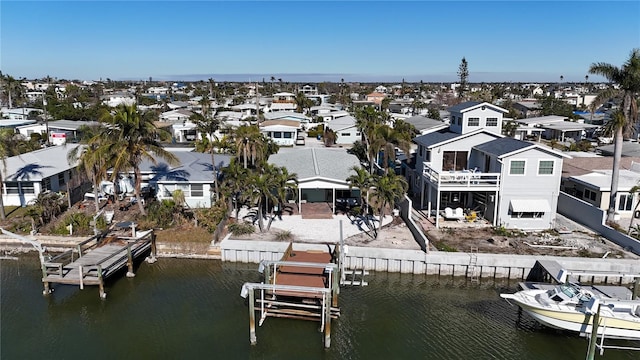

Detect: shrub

[228,222,255,236]
[434,241,457,252]
[274,230,293,241]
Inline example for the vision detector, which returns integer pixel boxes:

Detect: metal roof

[269,148,359,182]
[473,137,534,157]
[139,151,232,183]
[413,129,463,148]
[5,144,81,181]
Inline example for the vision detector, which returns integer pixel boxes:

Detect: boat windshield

[559,284,580,298]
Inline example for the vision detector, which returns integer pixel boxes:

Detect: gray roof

[139,151,232,183]
[5,144,81,181]
[413,129,462,148]
[326,115,357,131]
[403,115,447,132]
[447,101,482,113]
[269,148,359,181]
[597,142,640,157]
[48,119,101,131]
[473,137,534,157]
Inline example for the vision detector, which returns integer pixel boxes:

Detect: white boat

[501,283,640,340]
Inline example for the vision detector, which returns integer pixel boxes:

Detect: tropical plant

[232,125,268,169]
[346,166,372,211]
[369,124,412,174]
[191,110,221,203]
[368,172,408,236]
[220,158,249,219]
[589,49,640,222]
[67,125,107,211]
[94,104,178,215]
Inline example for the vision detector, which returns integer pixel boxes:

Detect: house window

[21,182,35,194]
[509,160,526,175]
[283,132,293,139]
[58,172,66,186]
[273,132,282,138]
[191,184,204,197]
[468,117,480,126]
[4,182,19,194]
[425,149,431,162]
[511,212,544,219]
[538,160,554,175]
[457,117,462,126]
[42,177,52,191]
[584,189,597,201]
[486,118,498,127]
[618,194,633,211]
[341,133,350,137]
[443,151,468,171]
[419,146,423,157]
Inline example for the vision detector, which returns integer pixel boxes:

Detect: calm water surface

[1,256,637,359]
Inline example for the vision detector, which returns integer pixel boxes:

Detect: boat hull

[502,294,640,340]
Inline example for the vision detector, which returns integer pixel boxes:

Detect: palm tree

[192,110,221,203]
[369,124,412,174]
[67,125,108,211]
[233,125,266,169]
[346,166,371,213]
[294,92,307,113]
[221,158,248,219]
[267,166,298,230]
[95,104,178,215]
[246,164,279,232]
[589,49,640,222]
[368,172,408,237]
[354,106,385,173]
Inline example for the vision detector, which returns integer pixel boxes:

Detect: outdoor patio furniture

[442,207,465,220]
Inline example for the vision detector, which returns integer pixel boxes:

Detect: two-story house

[410,101,566,229]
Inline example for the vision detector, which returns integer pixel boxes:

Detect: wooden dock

[241,242,341,348]
[42,229,156,299]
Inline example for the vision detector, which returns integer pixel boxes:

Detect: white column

[435,188,441,228]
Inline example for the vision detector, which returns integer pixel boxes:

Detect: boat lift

[584,299,640,359]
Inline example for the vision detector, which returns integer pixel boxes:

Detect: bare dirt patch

[426,227,638,259]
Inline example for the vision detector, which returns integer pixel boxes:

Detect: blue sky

[1,1,639,82]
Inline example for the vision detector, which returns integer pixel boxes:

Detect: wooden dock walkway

[42,229,156,299]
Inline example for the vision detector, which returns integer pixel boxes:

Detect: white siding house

[325,115,360,145]
[2,145,81,206]
[259,120,299,146]
[410,102,566,230]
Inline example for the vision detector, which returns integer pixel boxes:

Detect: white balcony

[422,162,500,190]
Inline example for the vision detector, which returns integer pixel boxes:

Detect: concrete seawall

[221,239,640,285]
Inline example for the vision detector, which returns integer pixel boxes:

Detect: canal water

[1,256,637,359]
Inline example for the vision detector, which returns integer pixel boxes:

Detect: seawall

[221,239,640,285]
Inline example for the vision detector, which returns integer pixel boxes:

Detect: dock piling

[126,242,135,278]
[98,266,106,299]
[78,265,84,289]
[324,292,331,348]
[248,288,257,345]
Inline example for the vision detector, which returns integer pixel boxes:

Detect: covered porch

[296,179,360,216]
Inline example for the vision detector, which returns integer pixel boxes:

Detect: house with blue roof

[409,101,567,230]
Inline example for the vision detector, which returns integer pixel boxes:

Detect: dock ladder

[341,267,369,286]
[469,246,479,283]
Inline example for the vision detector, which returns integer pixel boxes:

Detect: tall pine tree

[457,57,469,99]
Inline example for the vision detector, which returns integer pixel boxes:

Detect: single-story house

[259,120,300,146]
[160,109,194,123]
[268,148,361,214]
[1,144,83,206]
[325,115,360,145]
[142,151,233,208]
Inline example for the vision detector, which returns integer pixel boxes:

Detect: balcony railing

[422,162,500,188]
